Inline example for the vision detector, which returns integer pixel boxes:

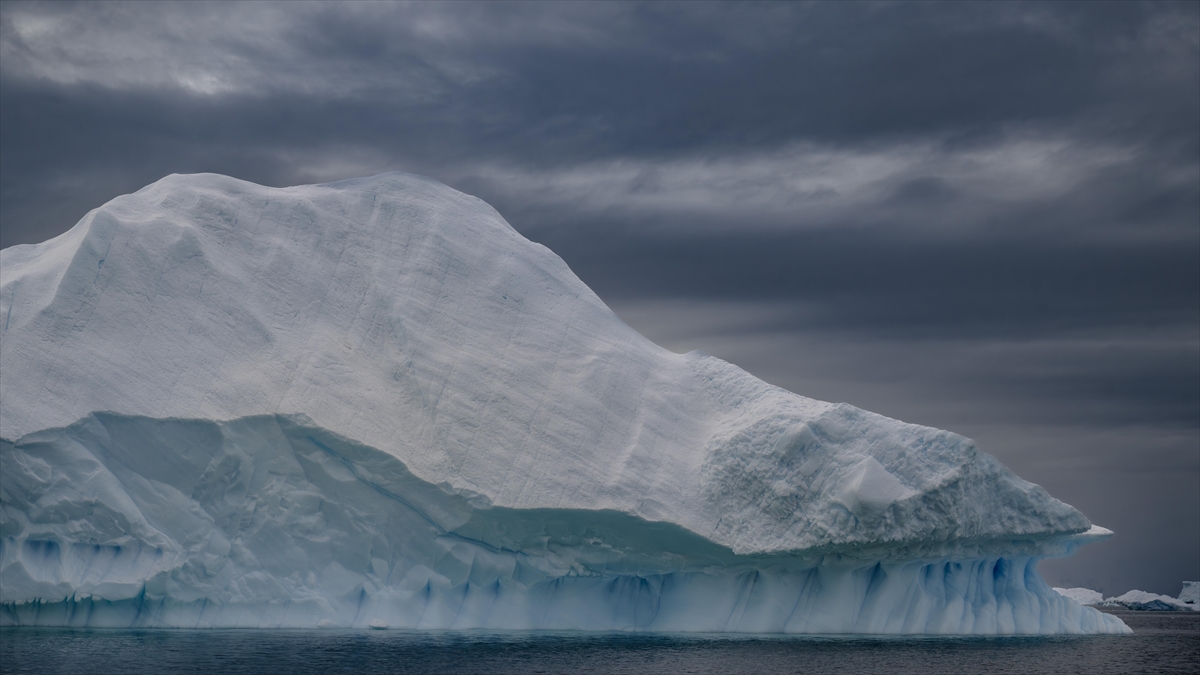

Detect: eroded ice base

[0,414,1128,634]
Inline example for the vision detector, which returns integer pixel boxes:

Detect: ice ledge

[0,413,1127,634]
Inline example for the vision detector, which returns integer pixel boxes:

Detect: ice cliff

[0,173,1129,633]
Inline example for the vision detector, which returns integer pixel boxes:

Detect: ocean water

[1,610,1195,675]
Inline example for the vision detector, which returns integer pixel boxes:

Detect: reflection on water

[1,610,1195,675]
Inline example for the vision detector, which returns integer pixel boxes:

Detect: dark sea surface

[1,610,1196,675]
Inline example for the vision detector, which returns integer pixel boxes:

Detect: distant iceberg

[1054,587,1103,606]
[1057,584,1200,612]
[1180,581,1199,606]
[1102,590,1198,612]
[0,173,1129,634]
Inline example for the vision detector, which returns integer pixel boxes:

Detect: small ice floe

[316,619,334,628]
[368,619,389,630]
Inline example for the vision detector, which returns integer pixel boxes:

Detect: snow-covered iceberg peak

[0,173,1127,633]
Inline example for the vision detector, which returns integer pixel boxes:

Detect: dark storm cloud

[2,1,1196,234]
[1,0,1196,596]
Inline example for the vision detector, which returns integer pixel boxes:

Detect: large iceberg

[0,173,1129,633]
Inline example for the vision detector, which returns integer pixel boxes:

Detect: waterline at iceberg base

[2,559,1120,634]
[1,414,1127,634]
[0,173,1130,634]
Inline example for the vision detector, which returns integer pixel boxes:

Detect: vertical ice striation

[0,173,1129,633]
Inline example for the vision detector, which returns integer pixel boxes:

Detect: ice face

[0,173,1126,632]
[1,414,1128,633]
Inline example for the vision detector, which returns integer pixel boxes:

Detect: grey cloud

[537,226,1198,337]
[611,298,1199,430]
[2,2,1195,144]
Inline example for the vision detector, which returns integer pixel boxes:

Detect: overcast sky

[1,1,1197,596]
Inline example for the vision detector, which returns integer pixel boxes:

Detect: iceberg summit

[0,173,1128,634]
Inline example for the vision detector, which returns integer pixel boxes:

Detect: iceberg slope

[0,173,1127,633]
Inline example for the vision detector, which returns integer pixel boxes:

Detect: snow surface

[1054,587,1103,606]
[0,173,1128,633]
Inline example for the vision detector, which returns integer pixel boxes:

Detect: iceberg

[1054,587,1103,606]
[0,173,1129,633]
[1102,590,1197,612]
[1181,581,1199,606]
